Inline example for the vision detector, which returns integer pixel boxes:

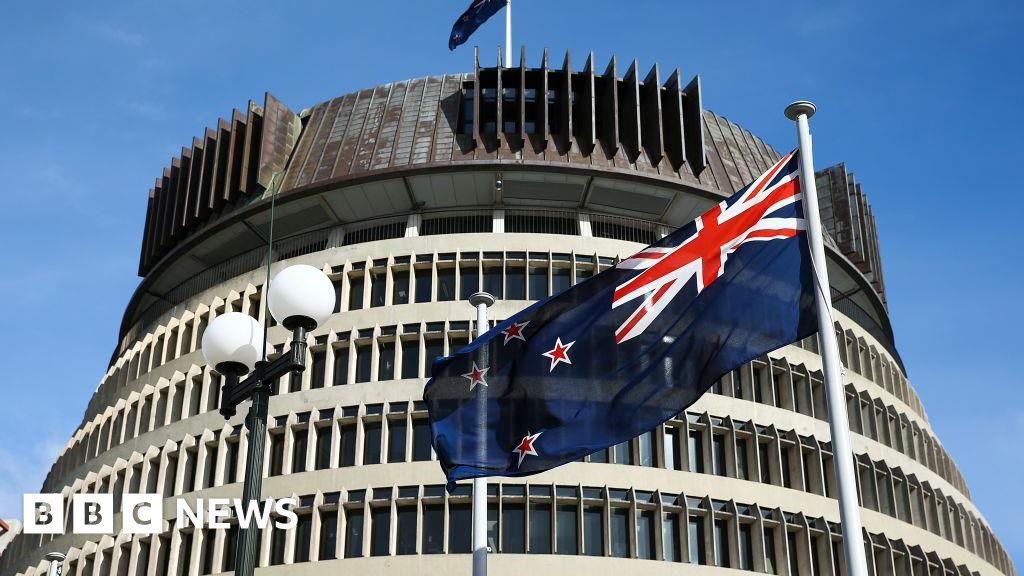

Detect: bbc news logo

[23,494,297,535]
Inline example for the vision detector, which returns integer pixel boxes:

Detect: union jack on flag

[426,150,818,485]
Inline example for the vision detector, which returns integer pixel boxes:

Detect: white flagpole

[505,0,511,67]
[785,100,869,576]
[469,291,494,576]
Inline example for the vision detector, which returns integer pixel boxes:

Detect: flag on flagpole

[449,0,508,51]
[424,151,819,484]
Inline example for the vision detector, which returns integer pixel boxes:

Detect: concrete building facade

[0,50,1014,576]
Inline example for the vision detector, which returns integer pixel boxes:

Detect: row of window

[35,402,1005,571]
[33,485,992,576]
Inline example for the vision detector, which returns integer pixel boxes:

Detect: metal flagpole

[785,100,869,576]
[469,291,495,576]
[505,0,511,67]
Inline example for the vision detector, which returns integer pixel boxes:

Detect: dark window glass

[176,533,192,576]
[714,519,729,567]
[552,267,571,294]
[506,267,526,300]
[665,427,681,470]
[288,371,301,393]
[401,340,419,379]
[370,507,390,556]
[589,447,608,463]
[483,265,503,298]
[333,346,349,386]
[610,507,629,558]
[200,529,215,574]
[424,339,444,377]
[333,280,344,313]
[575,267,594,284]
[583,506,604,556]
[528,266,548,299]
[664,513,681,562]
[788,532,799,575]
[204,446,218,488]
[295,514,312,563]
[712,434,727,476]
[556,504,578,555]
[412,419,432,461]
[315,427,332,470]
[503,503,525,553]
[222,526,237,570]
[348,275,364,310]
[689,517,706,564]
[397,506,417,555]
[781,446,793,488]
[460,264,479,299]
[310,351,326,389]
[270,524,286,565]
[393,270,409,304]
[370,271,386,307]
[736,439,749,480]
[422,504,444,554]
[638,431,654,467]
[292,429,308,473]
[764,528,777,574]
[339,424,357,467]
[363,421,382,465]
[613,441,630,465]
[415,268,432,303]
[268,434,284,475]
[739,523,753,570]
[759,442,772,483]
[437,267,456,301]
[382,415,407,463]
[378,341,395,381]
[354,344,372,383]
[319,511,338,560]
[449,504,472,553]
[345,509,364,558]
[530,502,552,553]
[689,430,704,473]
[637,510,656,560]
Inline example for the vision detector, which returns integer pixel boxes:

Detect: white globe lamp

[267,264,335,331]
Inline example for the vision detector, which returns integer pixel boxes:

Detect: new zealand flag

[425,150,818,484]
[449,0,506,51]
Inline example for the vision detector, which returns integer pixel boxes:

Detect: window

[502,503,525,553]
[393,270,409,304]
[638,431,654,467]
[529,502,552,553]
[363,421,382,465]
[345,509,364,558]
[437,267,456,301]
[354,343,372,383]
[315,426,332,470]
[177,532,193,576]
[576,265,594,283]
[759,442,772,483]
[528,266,549,299]
[204,445,218,488]
[664,513,681,562]
[339,424,357,467]
[665,427,681,470]
[310,351,326,389]
[483,265,503,298]
[397,506,417,555]
[295,513,313,562]
[583,506,604,556]
[739,523,753,570]
[610,507,629,558]
[370,271,386,307]
[764,527,777,574]
[348,274,364,310]
[712,434,727,476]
[378,341,395,381]
[590,447,608,463]
[460,264,479,299]
[319,511,337,560]
[422,504,444,554]
[292,429,308,473]
[736,438,749,480]
[370,507,390,556]
[401,339,419,379]
[714,519,729,567]
[388,418,407,463]
[424,339,443,377]
[637,510,656,559]
[556,504,578,554]
[613,441,630,465]
[414,268,432,303]
[689,430,704,473]
[412,419,432,461]
[506,265,526,299]
[333,346,349,386]
[552,267,571,294]
[135,541,150,576]
[689,517,706,564]
[333,280,344,313]
[449,504,472,553]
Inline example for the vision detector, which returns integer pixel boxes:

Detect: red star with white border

[513,431,542,467]
[541,337,575,372]
[501,320,530,345]
[461,362,489,391]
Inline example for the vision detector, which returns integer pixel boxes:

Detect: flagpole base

[785,100,817,120]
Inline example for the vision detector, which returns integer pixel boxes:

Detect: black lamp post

[202,264,334,576]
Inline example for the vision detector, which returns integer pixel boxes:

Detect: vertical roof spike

[520,45,526,69]
[542,47,549,69]
[497,45,503,69]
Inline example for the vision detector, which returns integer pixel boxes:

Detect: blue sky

[0,0,1021,566]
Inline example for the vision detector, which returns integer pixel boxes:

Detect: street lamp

[201,264,334,576]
